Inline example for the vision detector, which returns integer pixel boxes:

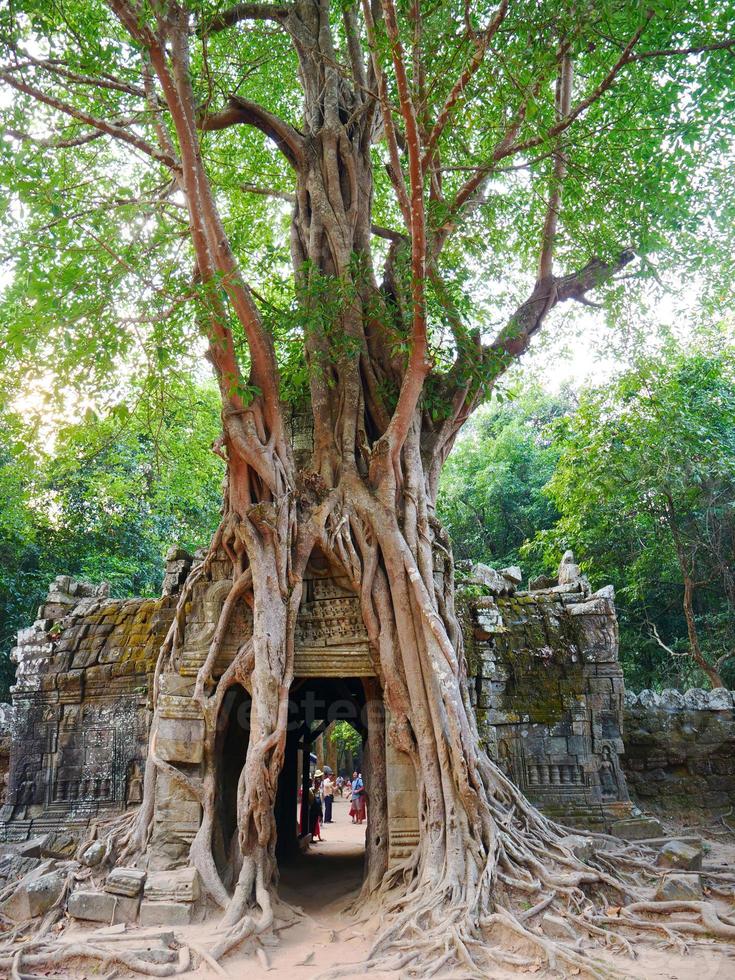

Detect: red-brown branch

[380,0,430,463]
[361,0,411,225]
[421,0,508,171]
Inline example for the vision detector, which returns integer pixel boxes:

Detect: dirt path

[178,796,399,979]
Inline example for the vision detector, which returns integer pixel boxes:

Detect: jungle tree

[2,1,735,975]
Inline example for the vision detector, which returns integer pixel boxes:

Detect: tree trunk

[682,575,723,689]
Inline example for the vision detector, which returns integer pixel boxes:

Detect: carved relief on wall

[295,574,367,649]
[598,743,620,799]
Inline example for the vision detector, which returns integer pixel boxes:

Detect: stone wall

[622,687,735,815]
[462,553,631,832]
[0,573,178,842]
[0,703,12,793]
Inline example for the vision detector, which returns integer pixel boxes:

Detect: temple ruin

[3,539,734,938]
[0,546,635,879]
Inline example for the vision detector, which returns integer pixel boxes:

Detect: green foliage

[329,720,362,756]
[1,1,735,415]
[0,379,224,699]
[536,335,735,689]
[437,388,570,574]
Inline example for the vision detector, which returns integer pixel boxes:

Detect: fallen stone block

[67,890,115,924]
[655,873,703,902]
[611,816,663,840]
[2,870,65,921]
[40,831,78,859]
[0,855,42,889]
[105,867,146,898]
[144,866,200,903]
[500,566,522,586]
[68,889,140,925]
[14,837,45,859]
[80,840,106,867]
[656,840,702,871]
[139,900,192,926]
[26,871,65,917]
[468,563,509,594]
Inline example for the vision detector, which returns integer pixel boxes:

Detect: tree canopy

[1,1,735,427]
[0,379,223,698]
[539,335,735,690]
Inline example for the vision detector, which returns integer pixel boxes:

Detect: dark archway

[214,683,251,883]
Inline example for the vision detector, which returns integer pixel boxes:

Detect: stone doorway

[274,677,372,905]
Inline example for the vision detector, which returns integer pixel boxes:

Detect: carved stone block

[156,717,204,763]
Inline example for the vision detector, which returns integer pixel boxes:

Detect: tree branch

[203,3,292,34]
[2,46,152,100]
[0,70,179,170]
[506,13,653,159]
[491,249,635,362]
[361,0,411,225]
[198,95,304,168]
[430,14,652,263]
[538,42,572,280]
[379,0,430,464]
[421,0,508,170]
[630,37,735,61]
[2,125,106,149]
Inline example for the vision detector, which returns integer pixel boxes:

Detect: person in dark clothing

[309,773,324,840]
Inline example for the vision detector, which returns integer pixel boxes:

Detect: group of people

[307,769,366,841]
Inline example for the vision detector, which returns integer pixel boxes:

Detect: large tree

[2,1,735,975]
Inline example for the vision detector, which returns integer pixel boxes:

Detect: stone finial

[707,688,733,710]
[638,689,663,709]
[557,550,582,585]
[683,688,710,711]
[660,688,686,710]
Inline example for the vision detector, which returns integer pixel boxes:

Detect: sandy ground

[57,799,734,979]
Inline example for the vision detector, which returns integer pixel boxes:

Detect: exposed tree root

[0,941,192,977]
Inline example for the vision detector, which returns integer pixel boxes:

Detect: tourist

[349,771,366,824]
[310,772,324,841]
[335,774,344,797]
[322,771,334,822]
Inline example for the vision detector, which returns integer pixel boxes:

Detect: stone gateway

[1,550,634,863]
